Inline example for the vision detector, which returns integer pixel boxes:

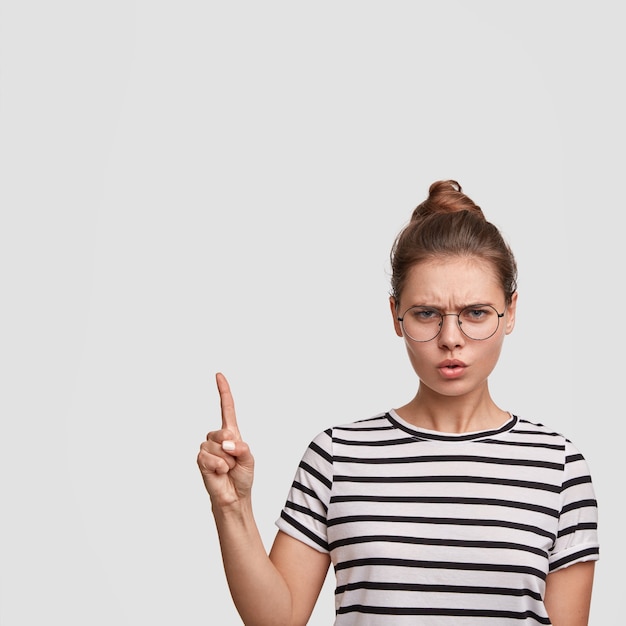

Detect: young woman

[198,180,599,625]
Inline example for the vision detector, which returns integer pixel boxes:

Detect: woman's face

[390,256,517,399]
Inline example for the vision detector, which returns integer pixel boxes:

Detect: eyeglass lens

[400,305,501,342]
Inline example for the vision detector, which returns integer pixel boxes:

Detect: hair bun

[411,179,483,220]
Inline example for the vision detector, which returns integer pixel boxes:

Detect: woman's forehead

[401,257,503,303]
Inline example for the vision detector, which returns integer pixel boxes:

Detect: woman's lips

[437,360,467,379]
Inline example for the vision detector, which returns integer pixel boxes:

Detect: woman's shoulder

[512,416,590,458]
[331,411,392,432]
[305,412,392,446]
[512,415,569,438]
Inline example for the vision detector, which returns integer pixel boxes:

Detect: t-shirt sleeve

[549,439,600,572]
[275,428,333,554]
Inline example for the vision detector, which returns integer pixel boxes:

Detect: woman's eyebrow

[407,301,494,310]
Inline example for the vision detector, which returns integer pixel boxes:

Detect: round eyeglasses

[397,304,505,342]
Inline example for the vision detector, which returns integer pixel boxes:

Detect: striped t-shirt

[276,411,599,625]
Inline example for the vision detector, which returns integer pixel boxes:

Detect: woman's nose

[437,313,465,348]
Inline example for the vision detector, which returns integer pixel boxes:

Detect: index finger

[216,372,240,439]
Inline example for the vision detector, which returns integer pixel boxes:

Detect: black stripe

[549,546,599,571]
[279,511,328,551]
[387,413,518,441]
[328,534,548,558]
[336,416,384,427]
[333,453,563,470]
[285,501,327,525]
[512,429,562,442]
[515,423,560,437]
[333,436,425,446]
[566,453,585,463]
[333,474,561,492]
[337,605,550,623]
[335,425,396,432]
[292,481,327,512]
[329,494,559,517]
[299,461,332,489]
[335,580,543,601]
[558,522,598,538]
[561,498,598,514]
[335,557,546,580]
[562,475,592,490]
[308,440,332,464]
[327,514,555,540]
[482,438,565,451]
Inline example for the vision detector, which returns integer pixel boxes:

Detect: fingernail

[222,440,236,452]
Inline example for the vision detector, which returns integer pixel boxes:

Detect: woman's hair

[390,180,518,305]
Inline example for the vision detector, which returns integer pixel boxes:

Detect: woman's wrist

[211,493,254,525]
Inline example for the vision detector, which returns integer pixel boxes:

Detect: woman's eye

[412,308,439,321]
[463,307,489,321]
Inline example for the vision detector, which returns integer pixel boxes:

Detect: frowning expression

[390,256,517,398]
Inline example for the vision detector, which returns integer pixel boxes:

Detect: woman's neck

[394,384,509,434]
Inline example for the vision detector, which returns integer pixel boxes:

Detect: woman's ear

[390,297,403,337]
[505,291,518,334]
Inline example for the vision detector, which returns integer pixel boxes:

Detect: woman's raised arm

[198,373,329,625]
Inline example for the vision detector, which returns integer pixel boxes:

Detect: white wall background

[0,1,622,624]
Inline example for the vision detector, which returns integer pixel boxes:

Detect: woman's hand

[197,373,255,509]
[197,373,330,626]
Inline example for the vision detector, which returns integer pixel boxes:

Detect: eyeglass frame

[396,304,505,342]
